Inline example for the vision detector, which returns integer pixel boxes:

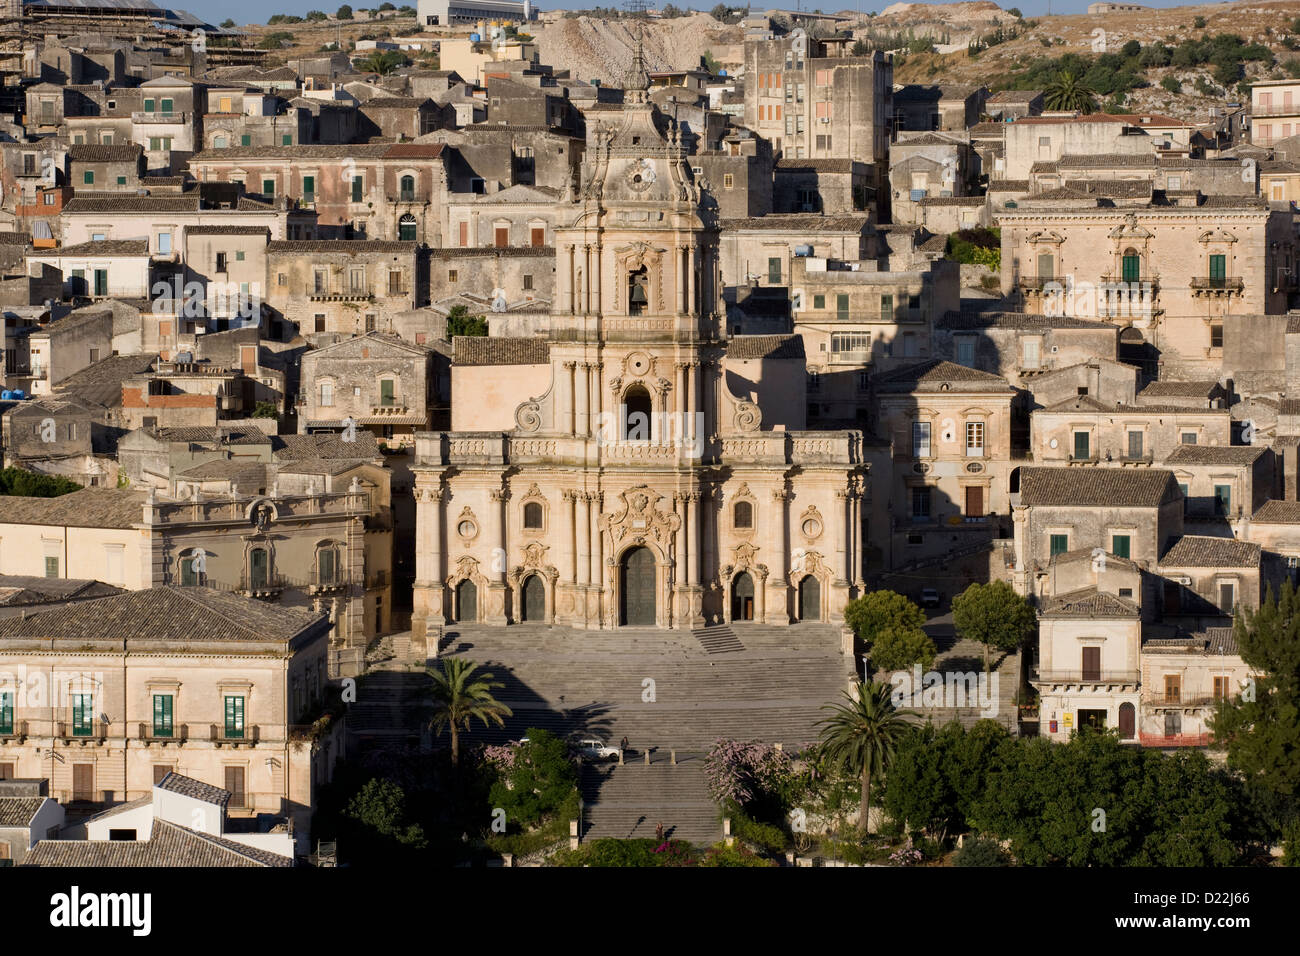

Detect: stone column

[564,491,578,585]
[591,242,601,314]
[686,361,698,446]
[590,362,602,439]
[486,486,509,625]
[687,246,697,316]
[411,478,444,642]
[576,362,590,438]
[587,492,601,587]
[766,489,790,625]
[576,489,591,589]
[561,361,575,436]
[853,477,866,590]
[835,489,850,585]
[561,245,572,314]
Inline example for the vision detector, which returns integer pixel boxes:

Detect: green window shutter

[160,98,173,114]
[224,696,244,738]
[0,692,12,735]
[45,556,58,578]
[241,134,251,146]
[262,178,275,197]
[1073,431,1090,460]
[73,694,92,736]
[303,175,314,198]
[812,294,825,310]
[1049,534,1068,557]
[767,257,781,283]
[381,379,394,405]
[352,176,363,202]
[94,269,108,296]
[144,98,155,112]
[1209,254,1226,285]
[1121,254,1140,283]
[83,170,94,185]
[880,294,893,317]
[1214,484,1231,515]
[116,175,126,185]
[836,293,849,318]
[1112,535,1131,559]
[283,133,293,145]
[152,695,173,737]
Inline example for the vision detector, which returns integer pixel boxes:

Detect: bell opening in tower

[628,266,649,315]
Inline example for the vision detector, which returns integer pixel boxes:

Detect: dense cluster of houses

[0,2,1299,864]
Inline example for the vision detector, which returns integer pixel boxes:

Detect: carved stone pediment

[601,484,681,553]
[1026,230,1066,245]
[1108,214,1152,241]
[1197,228,1238,245]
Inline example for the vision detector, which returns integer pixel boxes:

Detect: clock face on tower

[625,158,657,193]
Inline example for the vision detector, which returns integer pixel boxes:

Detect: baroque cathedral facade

[410,77,868,638]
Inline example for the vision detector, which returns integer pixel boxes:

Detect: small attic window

[632,136,641,145]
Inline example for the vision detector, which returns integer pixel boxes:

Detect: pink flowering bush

[480,743,517,772]
[704,739,794,807]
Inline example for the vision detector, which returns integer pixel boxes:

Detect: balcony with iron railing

[136,722,190,745]
[309,289,373,302]
[1139,732,1210,747]
[210,724,260,747]
[1142,694,1220,710]
[309,568,349,595]
[0,719,28,742]
[1031,668,1141,686]
[132,111,188,123]
[1190,276,1245,295]
[56,719,109,743]
[1250,103,1300,118]
[237,573,286,599]
[1016,274,1056,291]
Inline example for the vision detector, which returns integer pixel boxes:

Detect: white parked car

[571,737,620,760]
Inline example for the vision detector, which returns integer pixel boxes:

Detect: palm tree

[427,658,512,766]
[354,50,408,76]
[817,681,918,835]
[1043,71,1099,114]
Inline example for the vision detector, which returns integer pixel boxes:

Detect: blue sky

[195,1,1228,30]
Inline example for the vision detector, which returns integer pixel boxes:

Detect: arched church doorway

[456,579,477,622]
[731,572,755,621]
[521,574,545,622]
[620,546,656,626]
[798,576,821,621]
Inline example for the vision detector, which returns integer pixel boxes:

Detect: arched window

[523,501,543,529]
[622,385,652,441]
[179,549,204,585]
[399,175,415,202]
[1121,247,1141,283]
[734,500,753,529]
[398,213,417,241]
[249,547,269,590]
[316,545,338,586]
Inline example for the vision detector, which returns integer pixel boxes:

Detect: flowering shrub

[889,839,924,866]
[703,739,793,807]
[480,743,517,772]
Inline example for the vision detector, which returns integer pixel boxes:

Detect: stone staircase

[693,624,745,654]
[344,667,433,749]
[886,623,1020,731]
[438,623,855,752]
[579,757,720,845]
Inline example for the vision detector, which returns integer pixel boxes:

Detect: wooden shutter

[72,763,94,801]
[225,767,246,807]
[494,227,509,248]
[153,765,174,786]
[531,227,545,247]
[965,485,983,517]
[1081,646,1101,681]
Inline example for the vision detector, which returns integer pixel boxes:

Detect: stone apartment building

[892,84,986,134]
[0,587,336,839]
[996,200,1297,375]
[889,132,979,227]
[873,359,1016,565]
[26,239,153,304]
[0,484,379,670]
[1251,79,1300,147]
[202,84,311,151]
[25,307,126,396]
[792,255,959,390]
[443,184,560,249]
[298,332,433,447]
[1029,396,1233,466]
[265,240,420,339]
[1002,113,1197,181]
[742,34,891,216]
[693,128,775,220]
[189,143,447,242]
[0,396,113,486]
[934,311,1123,390]
[66,142,145,191]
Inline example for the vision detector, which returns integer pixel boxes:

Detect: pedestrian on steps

[655,822,665,842]
[621,735,629,754]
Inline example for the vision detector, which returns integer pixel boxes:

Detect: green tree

[220,17,236,27]
[1006,7,1021,17]
[252,401,278,418]
[445,304,488,337]
[306,10,329,21]
[354,50,409,74]
[844,590,927,644]
[851,39,869,56]
[427,657,512,766]
[952,835,1009,866]
[1043,70,1098,114]
[488,728,578,828]
[1139,44,1171,68]
[0,467,81,498]
[1193,15,1206,28]
[1161,75,1182,94]
[1211,581,1300,807]
[341,778,427,856]
[818,682,918,835]
[869,625,937,673]
[337,4,353,17]
[951,580,1037,673]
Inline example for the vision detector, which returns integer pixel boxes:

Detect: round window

[802,518,821,538]
[458,520,476,537]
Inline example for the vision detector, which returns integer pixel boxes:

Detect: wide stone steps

[579,760,721,845]
[694,625,745,654]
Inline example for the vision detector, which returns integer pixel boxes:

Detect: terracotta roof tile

[1160,535,1261,568]
[1019,466,1180,508]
